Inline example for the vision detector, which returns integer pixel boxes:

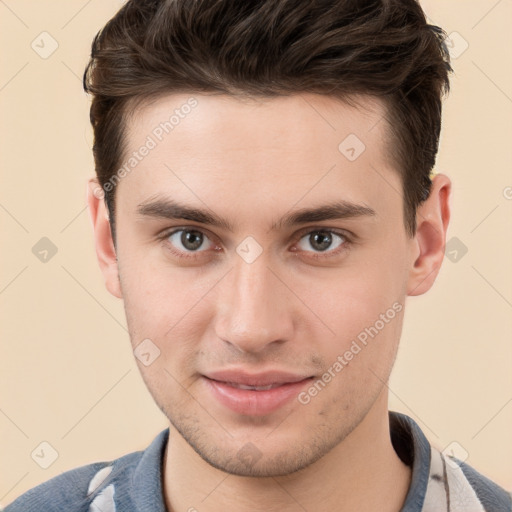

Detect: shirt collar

[131,427,169,512]
[389,411,432,511]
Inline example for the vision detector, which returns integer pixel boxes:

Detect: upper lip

[203,370,312,387]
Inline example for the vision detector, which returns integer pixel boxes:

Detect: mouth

[216,382,285,391]
[203,369,313,387]
[201,370,314,416]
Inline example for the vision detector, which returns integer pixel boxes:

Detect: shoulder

[457,458,512,511]
[389,412,512,511]
[426,448,512,512]
[2,451,143,512]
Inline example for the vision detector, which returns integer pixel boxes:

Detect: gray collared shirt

[3,412,511,511]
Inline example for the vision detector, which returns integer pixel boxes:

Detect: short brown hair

[83,0,452,242]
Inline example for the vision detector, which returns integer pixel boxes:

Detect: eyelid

[159,226,217,244]
[293,226,353,242]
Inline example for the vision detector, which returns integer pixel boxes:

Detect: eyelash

[157,227,352,261]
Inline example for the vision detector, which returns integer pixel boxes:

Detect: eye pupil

[181,230,203,250]
[310,232,332,251]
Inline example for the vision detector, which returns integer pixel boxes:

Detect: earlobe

[406,173,451,297]
[86,179,123,299]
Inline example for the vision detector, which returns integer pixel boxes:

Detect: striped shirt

[3,412,511,511]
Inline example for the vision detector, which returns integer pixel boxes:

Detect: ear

[86,179,123,299]
[406,173,451,296]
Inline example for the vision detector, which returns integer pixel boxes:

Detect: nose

[214,253,294,354]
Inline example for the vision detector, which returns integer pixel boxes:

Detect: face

[99,93,419,476]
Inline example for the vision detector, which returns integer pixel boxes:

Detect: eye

[166,228,216,254]
[295,229,348,255]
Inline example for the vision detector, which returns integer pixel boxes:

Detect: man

[4,0,511,511]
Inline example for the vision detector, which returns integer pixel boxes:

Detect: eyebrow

[136,197,376,232]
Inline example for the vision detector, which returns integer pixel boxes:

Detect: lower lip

[202,377,313,416]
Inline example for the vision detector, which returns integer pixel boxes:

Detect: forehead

[125,92,389,156]
[118,92,402,227]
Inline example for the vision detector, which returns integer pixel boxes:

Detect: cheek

[314,267,403,334]
[303,257,405,376]
[119,253,207,342]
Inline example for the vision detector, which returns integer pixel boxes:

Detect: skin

[87,92,451,512]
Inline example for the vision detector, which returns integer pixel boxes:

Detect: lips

[201,370,314,416]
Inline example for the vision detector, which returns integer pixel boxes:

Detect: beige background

[1,0,511,506]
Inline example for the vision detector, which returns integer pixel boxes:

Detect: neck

[163,395,411,512]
